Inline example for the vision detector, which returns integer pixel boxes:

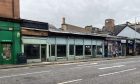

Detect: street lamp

[134,17,137,56]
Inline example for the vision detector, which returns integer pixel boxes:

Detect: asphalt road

[0,57,140,84]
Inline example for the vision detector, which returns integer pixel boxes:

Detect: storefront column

[67,37,69,61]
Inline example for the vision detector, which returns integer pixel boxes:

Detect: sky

[20,0,140,28]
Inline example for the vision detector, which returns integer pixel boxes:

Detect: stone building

[102,19,115,34]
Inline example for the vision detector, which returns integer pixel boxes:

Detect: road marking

[99,68,136,77]
[0,70,51,79]
[0,67,30,71]
[77,63,98,66]
[70,65,94,70]
[91,63,98,64]
[93,60,140,67]
[98,65,125,70]
[70,63,98,69]
[58,79,82,84]
[59,63,82,66]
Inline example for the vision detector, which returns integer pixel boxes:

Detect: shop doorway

[92,45,96,58]
[41,45,47,62]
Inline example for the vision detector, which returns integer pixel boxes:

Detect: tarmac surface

[0,56,140,84]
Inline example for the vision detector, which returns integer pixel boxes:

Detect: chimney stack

[61,17,67,31]
[103,19,115,32]
[62,17,66,24]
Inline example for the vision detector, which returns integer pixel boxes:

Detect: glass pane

[76,45,83,56]
[97,46,102,55]
[2,44,11,59]
[69,45,74,55]
[85,45,91,55]
[51,45,55,56]
[24,44,40,59]
[57,45,66,57]
[92,45,96,57]
[41,45,46,61]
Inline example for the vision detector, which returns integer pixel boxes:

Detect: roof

[21,19,49,30]
[62,23,91,34]
[130,24,140,33]
[48,29,126,40]
[113,24,127,35]
[113,23,140,36]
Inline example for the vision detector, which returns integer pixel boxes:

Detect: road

[0,57,140,84]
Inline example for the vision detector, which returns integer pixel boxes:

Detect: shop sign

[128,40,134,44]
[17,32,20,38]
[121,40,126,43]
[9,28,13,31]
[1,40,12,42]
[136,40,140,43]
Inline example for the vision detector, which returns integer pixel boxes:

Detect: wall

[0,0,20,19]
[0,21,21,64]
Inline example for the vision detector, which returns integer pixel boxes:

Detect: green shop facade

[0,18,21,64]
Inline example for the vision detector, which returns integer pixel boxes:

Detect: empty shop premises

[21,20,105,63]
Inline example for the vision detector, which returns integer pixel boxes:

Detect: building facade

[21,20,105,63]
[0,18,21,64]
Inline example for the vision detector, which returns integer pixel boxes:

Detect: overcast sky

[20,0,140,28]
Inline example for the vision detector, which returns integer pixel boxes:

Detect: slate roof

[113,24,127,35]
[21,19,49,30]
[131,24,140,33]
[113,23,140,36]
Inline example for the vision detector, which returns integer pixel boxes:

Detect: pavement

[0,56,140,84]
[0,56,138,69]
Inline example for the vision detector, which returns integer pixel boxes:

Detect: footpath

[0,56,139,69]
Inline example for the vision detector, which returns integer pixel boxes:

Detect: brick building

[0,0,20,19]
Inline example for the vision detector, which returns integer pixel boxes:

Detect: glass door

[1,43,12,64]
[41,45,47,62]
[92,45,96,58]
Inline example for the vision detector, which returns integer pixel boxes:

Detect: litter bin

[17,53,27,64]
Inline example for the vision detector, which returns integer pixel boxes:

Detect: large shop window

[76,45,83,56]
[97,46,103,55]
[69,45,74,55]
[51,45,55,56]
[24,44,40,59]
[85,45,91,55]
[57,45,66,57]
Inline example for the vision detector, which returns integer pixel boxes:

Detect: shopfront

[126,39,135,56]
[22,36,48,63]
[104,37,125,57]
[22,34,105,63]
[47,32,105,62]
[0,20,21,64]
[136,39,140,55]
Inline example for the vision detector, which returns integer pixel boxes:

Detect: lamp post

[134,17,137,56]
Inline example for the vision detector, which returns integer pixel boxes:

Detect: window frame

[75,45,83,56]
[57,44,67,57]
[96,45,103,56]
[69,45,75,56]
[24,44,40,59]
[85,45,92,55]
